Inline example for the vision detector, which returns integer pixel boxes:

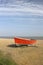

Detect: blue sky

[0,0,43,37]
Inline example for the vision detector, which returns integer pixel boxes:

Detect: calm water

[19,36,43,40]
[0,36,43,40]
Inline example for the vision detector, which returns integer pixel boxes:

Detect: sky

[0,0,43,37]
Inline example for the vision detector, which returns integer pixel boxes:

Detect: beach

[0,38,43,65]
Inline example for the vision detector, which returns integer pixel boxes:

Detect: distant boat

[14,37,36,46]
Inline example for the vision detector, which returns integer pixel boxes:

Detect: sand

[0,38,43,65]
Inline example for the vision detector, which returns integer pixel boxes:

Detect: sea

[0,36,43,40]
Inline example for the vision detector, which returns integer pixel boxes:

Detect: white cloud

[0,2,43,16]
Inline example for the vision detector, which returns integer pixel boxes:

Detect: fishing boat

[14,37,36,46]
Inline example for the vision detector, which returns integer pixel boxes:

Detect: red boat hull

[14,38,36,45]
